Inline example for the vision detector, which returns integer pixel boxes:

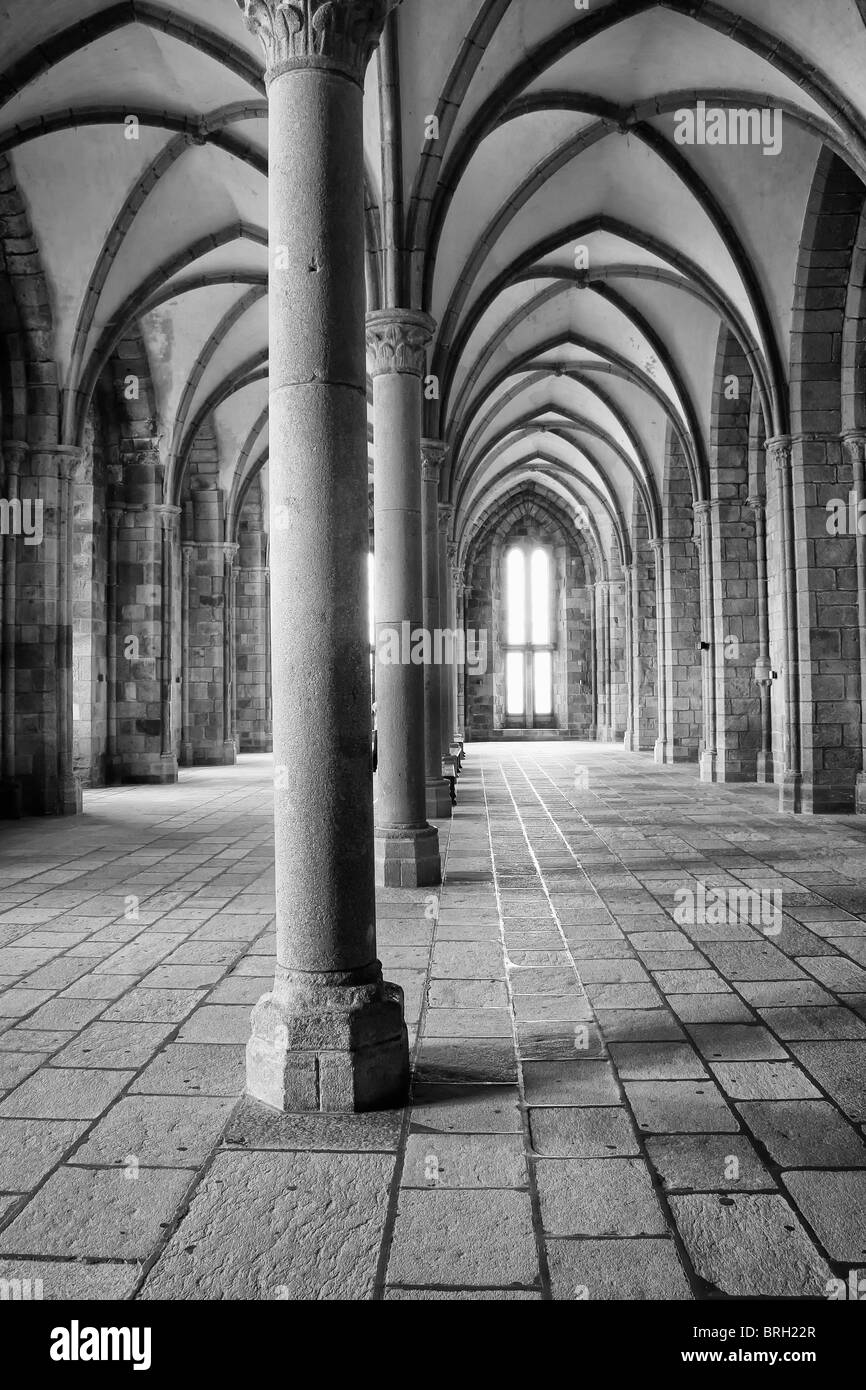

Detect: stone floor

[0,744,864,1300]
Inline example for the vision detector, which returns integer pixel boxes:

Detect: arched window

[504,542,555,725]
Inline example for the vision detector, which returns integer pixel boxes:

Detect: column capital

[649,536,666,554]
[438,501,455,530]
[157,504,181,534]
[746,495,766,516]
[366,309,435,378]
[765,435,793,472]
[421,437,447,481]
[1,439,28,476]
[237,0,397,88]
[446,540,459,567]
[842,430,866,470]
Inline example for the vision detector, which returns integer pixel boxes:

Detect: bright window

[504,542,555,725]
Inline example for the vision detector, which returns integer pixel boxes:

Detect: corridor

[0,744,863,1300]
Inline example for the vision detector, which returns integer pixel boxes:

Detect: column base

[426,779,453,820]
[856,773,866,815]
[246,974,409,1113]
[653,738,668,764]
[221,741,238,766]
[179,742,194,768]
[58,776,83,816]
[699,750,717,783]
[375,823,441,888]
[778,770,803,815]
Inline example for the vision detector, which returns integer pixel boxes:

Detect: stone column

[419,441,450,818]
[451,555,466,751]
[651,538,670,763]
[694,500,718,782]
[766,437,802,813]
[437,502,455,746]
[623,562,636,751]
[106,506,122,782]
[222,541,239,763]
[842,432,866,813]
[367,312,442,883]
[748,496,773,785]
[159,507,180,774]
[180,542,194,766]
[238,0,407,1112]
[0,440,24,816]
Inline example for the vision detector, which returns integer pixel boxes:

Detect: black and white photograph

[0,0,864,1362]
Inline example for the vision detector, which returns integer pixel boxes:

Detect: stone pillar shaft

[239,0,407,1113]
[421,443,450,817]
[651,539,670,764]
[368,312,441,884]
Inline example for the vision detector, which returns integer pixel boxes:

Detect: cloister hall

[0,0,864,1305]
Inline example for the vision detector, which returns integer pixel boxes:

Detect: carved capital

[1,439,28,477]
[438,501,455,532]
[366,309,435,378]
[765,435,792,474]
[237,0,396,86]
[842,430,866,478]
[421,437,447,483]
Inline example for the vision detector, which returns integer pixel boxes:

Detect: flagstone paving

[0,746,864,1299]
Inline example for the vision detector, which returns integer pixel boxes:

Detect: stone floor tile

[529,1106,639,1158]
[710,1061,822,1102]
[386,1189,538,1289]
[645,1134,773,1192]
[523,1059,620,1107]
[536,1157,666,1237]
[546,1238,692,1300]
[0,1165,193,1260]
[0,1067,134,1120]
[130,1043,245,1097]
[425,979,508,1009]
[625,1080,739,1134]
[783,1041,866,1121]
[70,1095,234,1169]
[582,982,662,1010]
[51,1021,173,1070]
[609,1042,708,1081]
[595,1008,685,1042]
[423,1008,513,1038]
[0,1052,50,1090]
[667,994,756,1024]
[0,1118,89,1190]
[753,1005,866,1041]
[224,1098,403,1151]
[781,1170,866,1263]
[402,1133,526,1188]
[414,1039,517,1084]
[102,988,205,1024]
[669,1193,832,1297]
[410,1084,521,1134]
[737,1099,866,1168]
[686,1024,788,1062]
[0,1259,142,1300]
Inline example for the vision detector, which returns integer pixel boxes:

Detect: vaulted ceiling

[1,0,865,564]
